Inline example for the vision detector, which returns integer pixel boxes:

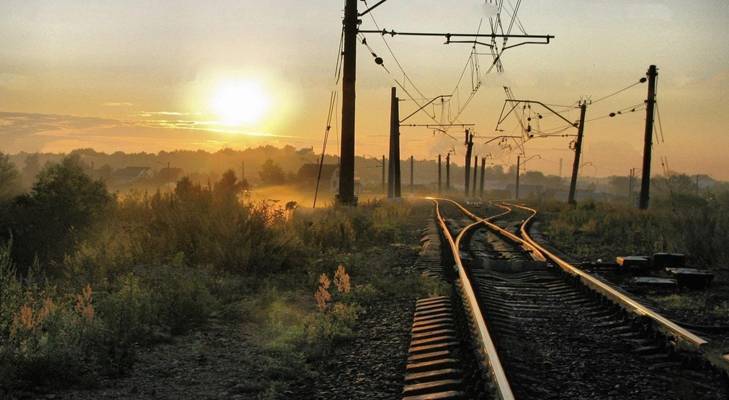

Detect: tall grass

[541,191,729,268]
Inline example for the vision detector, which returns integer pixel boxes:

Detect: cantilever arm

[399,95,451,124]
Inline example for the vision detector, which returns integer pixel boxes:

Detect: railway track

[425,197,728,400]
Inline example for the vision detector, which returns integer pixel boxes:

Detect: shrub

[139,266,215,335]
[0,284,102,387]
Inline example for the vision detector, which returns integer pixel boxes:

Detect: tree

[4,155,112,270]
[0,153,21,201]
[259,159,286,186]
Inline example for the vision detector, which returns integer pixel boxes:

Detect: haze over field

[1,1,728,178]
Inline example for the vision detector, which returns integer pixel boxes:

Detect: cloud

[0,111,301,154]
[102,102,134,107]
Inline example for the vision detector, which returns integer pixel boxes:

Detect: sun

[210,80,271,126]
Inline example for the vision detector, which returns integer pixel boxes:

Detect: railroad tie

[402,296,465,400]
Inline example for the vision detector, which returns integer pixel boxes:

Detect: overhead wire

[313,28,345,207]
[590,79,645,105]
[361,0,440,122]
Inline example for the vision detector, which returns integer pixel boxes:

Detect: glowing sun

[211,80,271,126]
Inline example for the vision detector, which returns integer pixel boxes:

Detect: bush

[0,283,102,387]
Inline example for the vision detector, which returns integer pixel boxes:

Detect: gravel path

[301,300,414,400]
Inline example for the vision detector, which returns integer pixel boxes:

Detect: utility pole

[479,157,486,198]
[515,155,521,200]
[446,153,451,191]
[568,101,588,205]
[438,154,442,194]
[639,65,658,210]
[381,155,386,194]
[388,87,401,199]
[410,155,414,192]
[628,168,634,202]
[472,155,478,197]
[464,130,474,196]
[338,0,358,205]
[696,175,700,195]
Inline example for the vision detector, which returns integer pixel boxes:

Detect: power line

[313,90,338,208]
[590,78,646,104]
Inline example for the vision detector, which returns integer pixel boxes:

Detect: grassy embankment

[536,192,729,322]
[0,156,445,397]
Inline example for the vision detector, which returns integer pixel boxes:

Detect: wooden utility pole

[464,130,474,196]
[388,87,401,198]
[446,153,451,191]
[472,155,478,197]
[410,155,414,192]
[628,168,634,202]
[568,101,588,205]
[438,154,442,193]
[479,157,486,198]
[515,155,521,200]
[338,0,358,205]
[559,158,563,179]
[639,65,658,210]
[381,155,386,194]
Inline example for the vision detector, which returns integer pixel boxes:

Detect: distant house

[111,167,153,185]
[157,167,184,183]
[297,163,339,184]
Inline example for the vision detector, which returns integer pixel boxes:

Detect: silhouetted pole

[338,0,358,205]
[479,157,486,198]
[515,155,521,200]
[381,155,386,194]
[568,101,587,205]
[446,153,451,191]
[410,155,414,192]
[696,175,700,195]
[639,65,658,210]
[464,130,474,196]
[628,168,634,202]
[388,87,401,198]
[437,154,442,193]
[472,155,478,197]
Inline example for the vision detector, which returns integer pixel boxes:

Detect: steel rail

[505,202,709,349]
[429,198,515,400]
[435,198,546,262]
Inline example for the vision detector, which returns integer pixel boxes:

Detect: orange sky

[1,1,728,178]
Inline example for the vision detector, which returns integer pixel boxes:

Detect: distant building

[296,163,339,184]
[157,167,184,183]
[111,167,153,185]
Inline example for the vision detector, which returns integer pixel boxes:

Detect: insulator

[640,77,647,83]
[374,57,383,65]
[527,117,532,122]
[609,112,616,117]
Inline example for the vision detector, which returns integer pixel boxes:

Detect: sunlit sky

[1,1,728,178]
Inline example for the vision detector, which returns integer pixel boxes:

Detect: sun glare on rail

[211,79,271,126]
